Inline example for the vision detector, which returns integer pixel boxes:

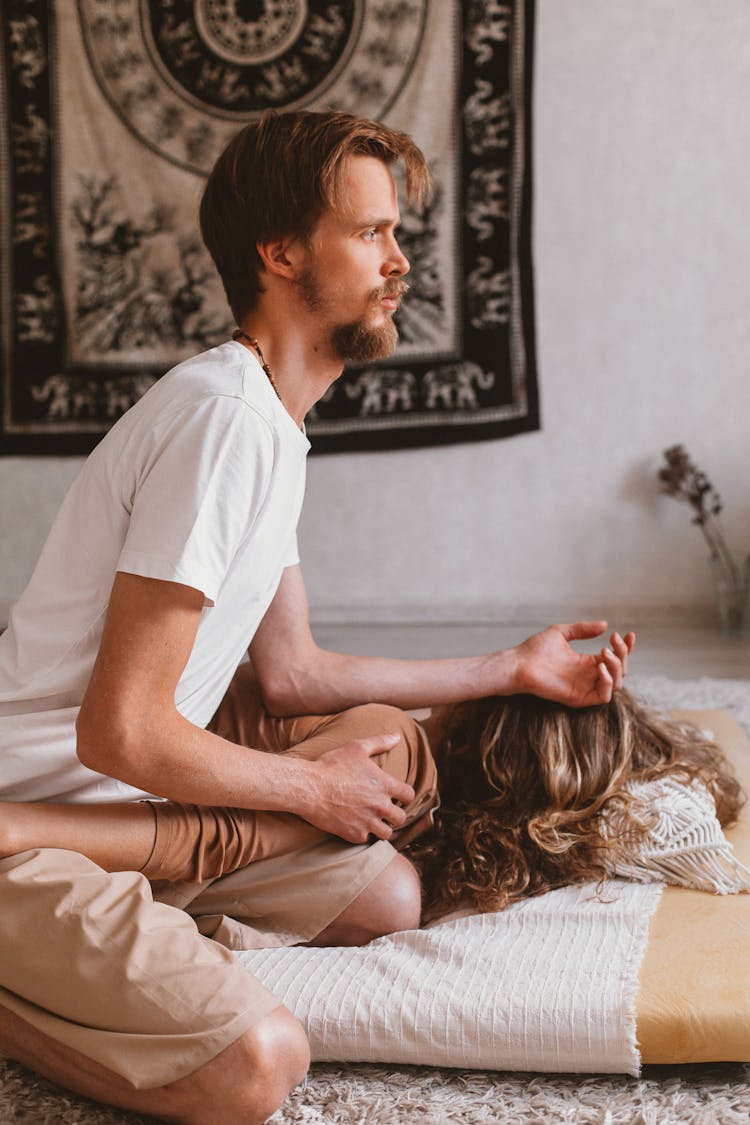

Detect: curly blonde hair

[406,690,744,919]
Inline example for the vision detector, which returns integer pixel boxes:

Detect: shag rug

[1,674,749,1125]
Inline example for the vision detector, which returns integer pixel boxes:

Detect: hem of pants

[195,838,400,952]
[0,985,285,1090]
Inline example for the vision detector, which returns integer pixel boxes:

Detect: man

[0,111,634,1123]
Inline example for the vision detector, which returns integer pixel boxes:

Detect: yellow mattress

[636,709,750,1063]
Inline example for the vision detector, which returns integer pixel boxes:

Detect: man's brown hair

[199,110,430,324]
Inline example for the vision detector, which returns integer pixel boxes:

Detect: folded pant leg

[141,801,323,882]
[178,836,399,951]
[207,663,439,847]
[169,666,443,948]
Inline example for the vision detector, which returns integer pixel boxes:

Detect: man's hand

[511,622,636,708]
[296,734,415,844]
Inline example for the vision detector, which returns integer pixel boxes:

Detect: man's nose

[384,235,410,277]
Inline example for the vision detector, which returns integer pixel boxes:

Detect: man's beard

[331,315,398,364]
[299,269,408,363]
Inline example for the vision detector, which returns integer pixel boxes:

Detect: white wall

[2,0,749,626]
[298,0,750,625]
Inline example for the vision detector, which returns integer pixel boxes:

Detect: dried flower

[657,444,722,526]
[657,445,746,599]
[659,446,750,633]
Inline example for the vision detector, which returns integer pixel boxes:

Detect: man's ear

[256,237,305,281]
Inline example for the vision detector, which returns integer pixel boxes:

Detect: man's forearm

[267,645,522,717]
[76,707,414,844]
[251,565,633,716]
[262,623,635,717]
[77,710,313,813]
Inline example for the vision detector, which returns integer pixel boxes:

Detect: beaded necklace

[232,329,283,404]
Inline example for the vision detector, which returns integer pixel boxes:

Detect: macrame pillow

[599,775,750,895]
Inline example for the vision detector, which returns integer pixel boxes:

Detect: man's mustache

[373,280,410,302]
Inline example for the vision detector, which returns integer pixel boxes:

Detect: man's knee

[235,1007,310,1115]
[0,1001,309,1125]
[175,1007,310,1124]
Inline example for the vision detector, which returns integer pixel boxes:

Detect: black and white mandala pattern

[79,0,427,173]
[1,0,538,455]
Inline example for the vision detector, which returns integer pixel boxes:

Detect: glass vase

[710,553,750,637]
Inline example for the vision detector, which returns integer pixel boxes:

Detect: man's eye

[363,229,377,241]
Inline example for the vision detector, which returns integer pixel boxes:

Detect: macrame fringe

[600,775,750,896]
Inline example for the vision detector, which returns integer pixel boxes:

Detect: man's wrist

[506,644,528,694]
[474,646,524,699]
[278,754,319,821]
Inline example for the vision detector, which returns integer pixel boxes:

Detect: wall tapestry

[1,0,538,455]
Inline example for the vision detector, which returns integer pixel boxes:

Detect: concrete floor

[312,622,750,681]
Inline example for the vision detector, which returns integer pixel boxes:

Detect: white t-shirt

[0,341,310,803]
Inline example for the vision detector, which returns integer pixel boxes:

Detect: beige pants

[0,667,438,1088]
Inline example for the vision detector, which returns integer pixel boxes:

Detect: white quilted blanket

[236,879,662,1076]
[237,675,750,1077]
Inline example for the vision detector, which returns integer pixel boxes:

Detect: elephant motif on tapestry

[423,363,495,411]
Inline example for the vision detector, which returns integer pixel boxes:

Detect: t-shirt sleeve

[282,531,300,569]
[117,396,274,606]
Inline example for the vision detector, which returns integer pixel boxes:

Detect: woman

[0,689,743,920]
[409,690,744,918]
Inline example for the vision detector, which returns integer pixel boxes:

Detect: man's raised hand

[513,622,636,708]
[596,627,635,693]
[298,734,415,844]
